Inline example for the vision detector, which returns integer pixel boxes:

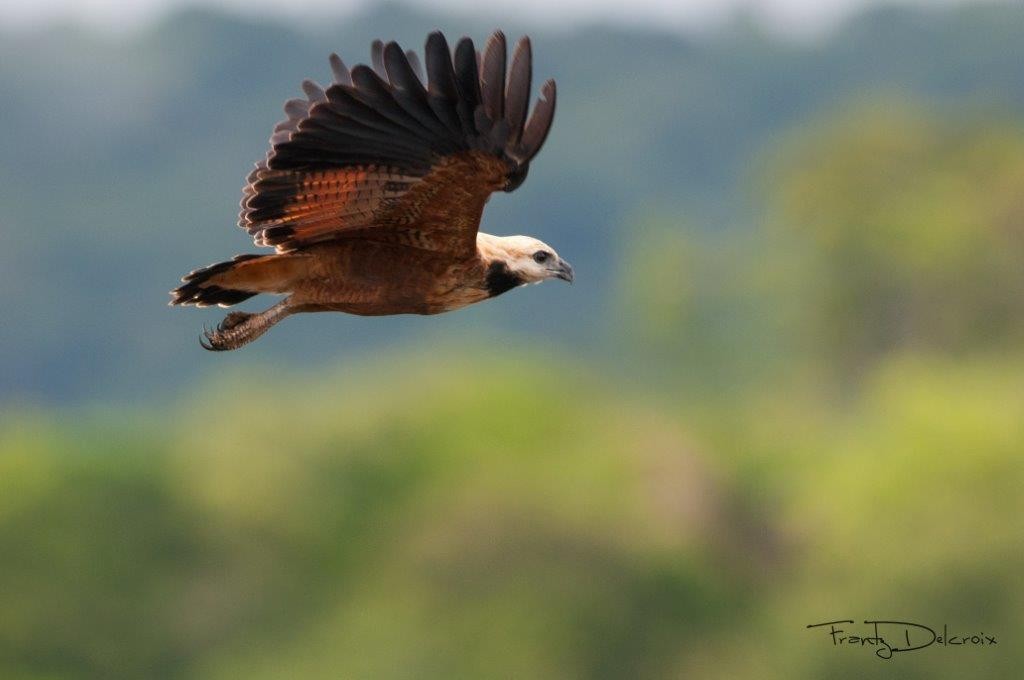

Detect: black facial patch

[485,261,525,297]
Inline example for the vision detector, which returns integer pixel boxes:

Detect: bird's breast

[293,240,491,315]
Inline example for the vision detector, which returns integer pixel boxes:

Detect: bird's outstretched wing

[240,31,556,257]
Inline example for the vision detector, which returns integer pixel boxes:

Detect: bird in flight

[170,30,570,351]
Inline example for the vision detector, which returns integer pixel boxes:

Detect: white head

[477,233,574,289]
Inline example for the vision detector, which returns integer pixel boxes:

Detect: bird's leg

[217,311,252,331]
[200,299,294,351]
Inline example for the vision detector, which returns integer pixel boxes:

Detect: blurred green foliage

[3,3,1024,679]
[1,359,748,678]
[2,352,1022,678]
[767,103,1024,371]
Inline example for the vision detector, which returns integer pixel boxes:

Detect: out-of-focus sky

[0,0,990,34]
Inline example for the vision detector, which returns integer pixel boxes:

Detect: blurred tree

[612,217,697,357]
[4,352,1022,679]
[765,102,1024,375]
[611,215,806,398]
[696,354,1024,680]
[0,357,770,680]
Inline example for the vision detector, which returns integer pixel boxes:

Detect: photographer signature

[807,620,998,660]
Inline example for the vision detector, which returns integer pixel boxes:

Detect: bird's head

[479,234,574,287]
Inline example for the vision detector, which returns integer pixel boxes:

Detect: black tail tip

[170,255,262,307]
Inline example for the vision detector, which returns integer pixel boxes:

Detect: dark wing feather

[383,42,455,146]
[424,32,461,137]
[240,30,558,255]
[349,65,437,142]
[301,79,326,103]
[505,37,531,145]
[517,79,556,162]
[480,31,506,123]
[405,50,424,83]
[370,39,386,78]
[328,53,352,86]
[453,37,482,138]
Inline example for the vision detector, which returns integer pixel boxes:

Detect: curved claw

[193,301,287,353]
[199,324,226,351]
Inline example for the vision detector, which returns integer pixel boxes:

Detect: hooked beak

[552,258,574,283]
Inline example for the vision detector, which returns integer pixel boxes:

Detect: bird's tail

[169,253,305,307]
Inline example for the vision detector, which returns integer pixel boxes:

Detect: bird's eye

[533,251,550,264]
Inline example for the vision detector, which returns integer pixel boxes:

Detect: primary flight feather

[170,30,570,351]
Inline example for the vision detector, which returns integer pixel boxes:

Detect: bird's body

[207,234,531,317]
[291,240,487,316]
[170,31,569,350]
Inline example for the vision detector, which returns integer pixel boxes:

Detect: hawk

[170,30,570,351]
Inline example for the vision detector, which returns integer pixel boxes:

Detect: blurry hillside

[3,352,1022,678]
[2,2,1024,402]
